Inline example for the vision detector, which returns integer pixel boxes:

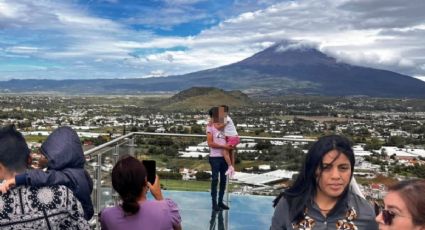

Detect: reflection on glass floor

[101,189,274,229]
[210,210,225,230]
[163,191,275,230]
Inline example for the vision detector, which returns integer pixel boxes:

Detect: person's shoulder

[274,194,290,210]
[101,205,122,218]
[163,198,179,209]
[144,198,177,207]
[206,124,213,131]
[348,192,375,216]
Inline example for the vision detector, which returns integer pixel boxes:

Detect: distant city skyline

[0,0,424,82]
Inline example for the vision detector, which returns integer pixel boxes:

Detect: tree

[364,138,382,150]
[191,124,203,134]
[255,141,272,151]
[195,171,211,181]
[158,171,181,180]
[387,136,406,148]
[164,146,178,157]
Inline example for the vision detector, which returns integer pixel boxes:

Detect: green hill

[159,87,254,111]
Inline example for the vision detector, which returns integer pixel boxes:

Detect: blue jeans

[209,157,228,205]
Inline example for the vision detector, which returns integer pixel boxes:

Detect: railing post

[113,145,119,164]
[128,136,135,157]
[112,144,120,205]
[225,178,230,230]
[95,153,102,230]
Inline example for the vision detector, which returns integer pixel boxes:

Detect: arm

[270,197,289,230]
[148,175,163,200]
[24,169,73,188]
[164,198,182,230]
[0,177,16,193]
[213,122,225,130]
[206,132,232,150]
[99,210,109,230]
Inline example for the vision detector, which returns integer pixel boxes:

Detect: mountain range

[1,42,425,98]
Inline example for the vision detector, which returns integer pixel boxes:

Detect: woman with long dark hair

[270,135,377,229]
[100,156,182,230]
[376,179,425,230]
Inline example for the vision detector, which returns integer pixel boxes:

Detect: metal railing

[84,132,316,229]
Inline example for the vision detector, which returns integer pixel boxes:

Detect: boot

[218,202,229,210]
[212,201,221,211]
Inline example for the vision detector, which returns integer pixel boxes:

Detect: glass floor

[100,189,275,229]
[162,191,275,230]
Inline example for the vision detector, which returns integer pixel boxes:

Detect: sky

[0,0,425,81]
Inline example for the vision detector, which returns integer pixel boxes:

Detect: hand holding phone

[147,175,163,200]
[142,160,156,185]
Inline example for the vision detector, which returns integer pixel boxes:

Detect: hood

[40,126,85,170]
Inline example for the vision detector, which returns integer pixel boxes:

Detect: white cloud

[414,76,425,82]
[6,46,40,54]
[1,0,425,79]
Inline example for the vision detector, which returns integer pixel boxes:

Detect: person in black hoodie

[0,126,94,220]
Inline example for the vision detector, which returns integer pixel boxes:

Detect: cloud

[175,0,425,77]
[415,76,425,82]
[5,46,40,54]
[0,0,424,80]
[339,0,425,29]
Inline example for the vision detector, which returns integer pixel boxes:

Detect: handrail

[84,132,316,156]
[84,132,133,155]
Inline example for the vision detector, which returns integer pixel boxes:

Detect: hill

[159,87,254,111]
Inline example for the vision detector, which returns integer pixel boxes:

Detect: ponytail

[121,193,140,215]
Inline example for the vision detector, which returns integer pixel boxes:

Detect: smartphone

[142,160,156,185]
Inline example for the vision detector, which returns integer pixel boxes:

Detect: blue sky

[0,0,425,81]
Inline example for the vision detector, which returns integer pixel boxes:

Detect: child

[0,126,94,220]
[214,105,240,177]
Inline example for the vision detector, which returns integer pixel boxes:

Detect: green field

[160,179,240,192]
[25,135,47,143]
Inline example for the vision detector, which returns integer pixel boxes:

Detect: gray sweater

[270,192,378,230]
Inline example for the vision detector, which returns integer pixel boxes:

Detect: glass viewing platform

[84,132,315,229]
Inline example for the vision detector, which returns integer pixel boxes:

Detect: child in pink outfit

[214,105,239,178]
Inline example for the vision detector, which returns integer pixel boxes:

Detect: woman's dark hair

[273,135,355,222]
[112,155,147,215]
[208,106,218,118]
[388,179,425,226]
[0,124,31,172]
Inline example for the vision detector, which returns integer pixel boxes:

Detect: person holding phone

[376,179,425,230]
[100,155,182,230]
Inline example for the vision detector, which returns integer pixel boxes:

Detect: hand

[147,175,163,201]
[0,178,16,194]
[223,144,234,150]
